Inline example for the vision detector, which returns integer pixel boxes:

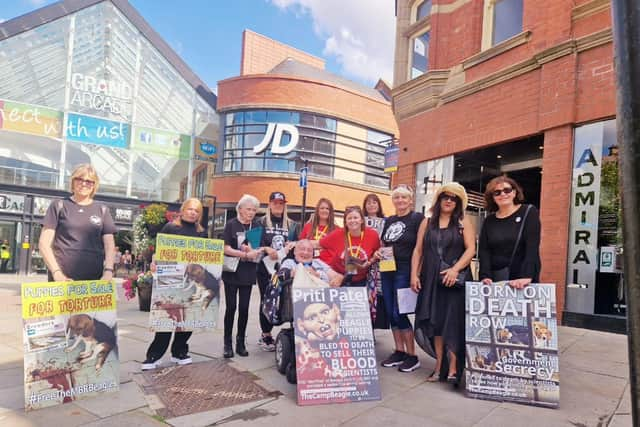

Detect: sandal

[426,370,440,382]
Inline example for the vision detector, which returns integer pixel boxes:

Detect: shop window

[482,0,524,50]
[410,31,430,79]
[193,166,207,200]
[415,0,432,21]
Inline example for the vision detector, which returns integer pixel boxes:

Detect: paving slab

[73,381,147,418]
[0,402,98,427]
[82,409,166,427]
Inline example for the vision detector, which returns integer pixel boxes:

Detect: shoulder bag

[491,204,532,281]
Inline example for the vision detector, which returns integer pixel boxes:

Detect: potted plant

[122,271,154,311]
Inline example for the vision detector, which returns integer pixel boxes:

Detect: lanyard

[314,225,327,240]
[347,232,362,258]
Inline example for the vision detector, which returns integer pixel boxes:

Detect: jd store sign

[253,123,299,155]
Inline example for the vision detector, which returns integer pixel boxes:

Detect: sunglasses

[440,194,458,202]
[344,205,363,213]
[74,178,96,187]
[492,187,514,197]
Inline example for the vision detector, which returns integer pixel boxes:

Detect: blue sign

[199,141,217,155]
[299,166,308,188]
[384,146,400,173]
[66,113,129,149]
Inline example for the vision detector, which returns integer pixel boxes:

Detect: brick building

[210,30,397,229]
[392,0,619,331]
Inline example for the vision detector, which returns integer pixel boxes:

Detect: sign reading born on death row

[150,233,223,332]
[465,282,559,408]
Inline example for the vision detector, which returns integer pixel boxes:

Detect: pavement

[0,273,632,427]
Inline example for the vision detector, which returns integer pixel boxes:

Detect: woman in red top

[300,198,338,263]
[320,206,380,286]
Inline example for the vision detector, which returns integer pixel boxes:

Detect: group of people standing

[38,163,541,387]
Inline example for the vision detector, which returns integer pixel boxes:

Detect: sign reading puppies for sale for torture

[22,280,119,411]
[150,234,223,332]
[465,282,560,408]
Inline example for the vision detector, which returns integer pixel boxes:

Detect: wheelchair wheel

[285,361,297,384]
[275,329,293,374]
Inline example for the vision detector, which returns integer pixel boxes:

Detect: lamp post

[203,195,217,238]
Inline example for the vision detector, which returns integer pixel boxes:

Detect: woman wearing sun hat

[411,182,475,385]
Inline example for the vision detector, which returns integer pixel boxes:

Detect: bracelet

[103,268,114,272]
[52,269,61,275]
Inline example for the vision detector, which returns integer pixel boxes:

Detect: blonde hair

[70,164,100,198]
[265,198,295,231]
[391,184,414,200]
[174,198,205,232]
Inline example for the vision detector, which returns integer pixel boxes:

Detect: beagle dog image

[64,314,117,371]
[496,325,530,346]
[183,263,219,310]
[532,321,553,347]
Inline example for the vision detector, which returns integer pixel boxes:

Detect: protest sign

[22,280,118,411]
[150,234,223,332]
[292,283,381,406]
[465,282,560,408]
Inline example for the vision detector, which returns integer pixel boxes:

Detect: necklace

[347,232,362,258]
[314,225,327,240]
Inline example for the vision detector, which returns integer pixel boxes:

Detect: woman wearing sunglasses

[411,183,475,385]
[319,205,380,287]
[40,164,117,282]
[478,176,541,289]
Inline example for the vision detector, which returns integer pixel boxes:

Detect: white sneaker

[170,353,193,365]
[141,358,159,371]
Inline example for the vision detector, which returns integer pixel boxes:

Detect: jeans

[381,262,412,331]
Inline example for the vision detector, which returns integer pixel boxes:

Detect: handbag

[373,293,390,329]
[435,229,469,289]
[223,256,239,273]
[490,205,532,281]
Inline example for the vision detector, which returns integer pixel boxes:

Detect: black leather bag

[438,259,470,289]
[491,205,532,282]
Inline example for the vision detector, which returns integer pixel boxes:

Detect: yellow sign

[0,99,63,138]
[22,242,30,249]
[21,280,116,319]
[155,234,224,264]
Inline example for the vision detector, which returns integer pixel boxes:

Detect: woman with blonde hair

[40,164,116,282]
[377,184,425,373]
[141,198,207,370]
[411,183,475,385]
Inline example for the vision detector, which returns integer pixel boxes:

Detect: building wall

[241,30,325,75]
[392,0,616,318]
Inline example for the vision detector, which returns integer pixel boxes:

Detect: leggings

[257,271,274,335]
[224,281,252,343]
[146,331,192,359]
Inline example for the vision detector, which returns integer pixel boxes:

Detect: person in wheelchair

[279,239,343,287]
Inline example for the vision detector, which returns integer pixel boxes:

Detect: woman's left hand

[440,268,460,287]
[508,278,532,289]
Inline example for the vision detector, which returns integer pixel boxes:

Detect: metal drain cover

[138,360,277,418]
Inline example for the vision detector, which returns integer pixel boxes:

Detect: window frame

[408,29,431,80]
[481,0,524,51]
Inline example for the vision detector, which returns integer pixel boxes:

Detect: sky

[0,0,396,92]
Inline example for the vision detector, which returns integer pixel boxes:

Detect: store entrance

[0,220,18,273]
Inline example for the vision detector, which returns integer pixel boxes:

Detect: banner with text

[465,282,559,408]
[22,280,118,411]
[293,282,381,406]
[0,99,63,138]
[194,138,218,162]
[131,126,191,159]
[150,233,223,332]
[66,113,129,149]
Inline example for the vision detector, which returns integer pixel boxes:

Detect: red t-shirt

[320,227,380,283]
[300,222,339,264]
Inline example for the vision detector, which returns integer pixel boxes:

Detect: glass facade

[222,109,391,189]
[0,1,218,202]
[411,32,430,79]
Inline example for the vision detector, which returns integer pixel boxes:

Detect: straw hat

[431,182,468,210]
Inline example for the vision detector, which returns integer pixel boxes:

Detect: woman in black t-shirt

[478,176,541,289]
[222,194,263,358]
[40,164,116,282]
[377,185,425,373]
[141,198,208,370]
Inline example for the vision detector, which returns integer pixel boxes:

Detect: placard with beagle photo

[150,234,224,332]
[21,280,119,411]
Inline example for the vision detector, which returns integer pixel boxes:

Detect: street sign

[299,166,308,188]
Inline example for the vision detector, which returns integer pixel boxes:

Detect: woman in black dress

[411,183,475,385]
[478,176,541,289]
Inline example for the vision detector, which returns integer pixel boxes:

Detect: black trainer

[223,344,234,358]
[170,353,192,365]
[398,355,420,372]
[381,351,407,367]
[141,356,160,371]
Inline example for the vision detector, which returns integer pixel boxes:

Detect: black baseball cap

[269,192,287,202]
